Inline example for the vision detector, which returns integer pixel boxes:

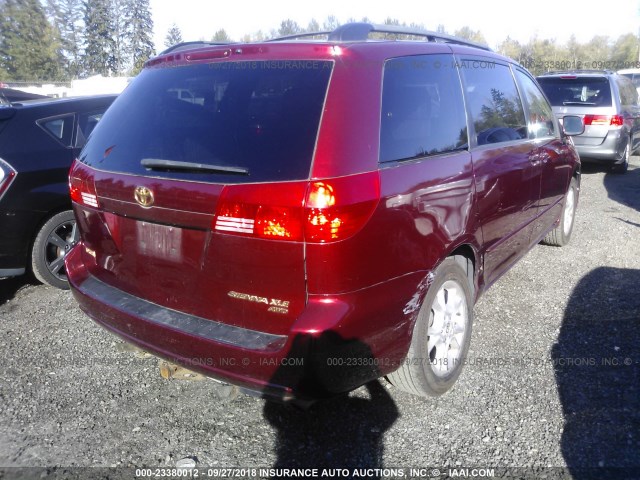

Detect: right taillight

[0,158,17,201]
[213,171,380,243]
[69,160,100,208]
[583,115,624,126]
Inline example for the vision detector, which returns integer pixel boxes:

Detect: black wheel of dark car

[543,177,578,247]
[387,257,473,397]
[611,140,630,174]
[31,210,79,290]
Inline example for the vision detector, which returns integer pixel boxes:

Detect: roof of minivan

[158,22,492,57]
[147,24,520,74]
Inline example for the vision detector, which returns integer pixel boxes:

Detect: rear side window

[616,76,638,106]
[38,114,74,147]
[380,54,468,163]
[80,61,333,183]
[460,62,527,146]
[515,71,557,139]
[537,76,612,107]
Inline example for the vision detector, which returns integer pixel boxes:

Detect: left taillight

[69,160,100,208]
[0,158,17,201]
[213,171,380,243]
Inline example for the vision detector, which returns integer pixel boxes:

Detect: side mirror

[562,115,584,136]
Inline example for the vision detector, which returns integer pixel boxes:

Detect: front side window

[380,54,468,163]
[460,61,527,146]
[516,70,556,139]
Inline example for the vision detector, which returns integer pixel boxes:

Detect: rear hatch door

[73,59,333,335]
[538,75,616,146]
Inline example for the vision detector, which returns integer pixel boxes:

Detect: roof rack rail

[267,22,491,51]
[540,69,616,76]
[159,41,233,55]
[265,30,332,42]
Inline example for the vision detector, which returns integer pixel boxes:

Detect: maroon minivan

[66,23,583,401]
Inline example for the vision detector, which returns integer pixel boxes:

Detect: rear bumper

[66,243,423,400]
[575,130,626,162]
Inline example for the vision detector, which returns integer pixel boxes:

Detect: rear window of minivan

[537,76,612,107]
[80,61,333,183]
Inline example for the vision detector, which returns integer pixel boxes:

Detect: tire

[543,177,578,247]
[31,210,79,290]
[387,257,473,397]
[611,140,630,174]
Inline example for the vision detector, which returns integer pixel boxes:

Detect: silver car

[537,70,640,173]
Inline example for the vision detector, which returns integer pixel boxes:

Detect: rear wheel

[31,210,79,290]
[387,257,473,397]
[543,177,578,247]
[611,140,630,174]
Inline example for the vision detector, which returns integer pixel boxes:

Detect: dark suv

[537,70,640,173]
[66,24,582,401]
[0,95,116,288]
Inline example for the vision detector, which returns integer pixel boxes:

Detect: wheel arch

[28,201,74,267]
[449,244,478,301]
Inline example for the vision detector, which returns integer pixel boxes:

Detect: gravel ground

[1,157,639,479]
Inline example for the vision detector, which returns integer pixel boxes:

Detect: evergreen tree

[211,29,230,42]
[83,0,117,76]
[111,0,129,74]
[0,0,62,81]
[49,0,84,79]
[165,23,182,47]
[123,0,155,74]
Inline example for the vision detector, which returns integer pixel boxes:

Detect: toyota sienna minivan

[66,23,583,402]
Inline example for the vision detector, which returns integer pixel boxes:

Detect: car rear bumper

[574,129,626,162]
[66,242,422,401]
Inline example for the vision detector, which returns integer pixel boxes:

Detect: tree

[278,19,300,37]
[83,0,117,76]
[498,36,523,64]
[55,0,84,78]
[454,26,487,45]
[111,0,129,74]
[123,0,155,74]
[322,15,340,31]
[212,29,230,42]
[306,18,320,33]
[0,0,62,80]
[611,33,639,65]
[165,23,182,47]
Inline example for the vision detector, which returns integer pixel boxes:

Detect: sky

[150,0,640,51]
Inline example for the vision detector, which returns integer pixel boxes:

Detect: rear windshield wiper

[562,101,597,106]
[141,158,249,175]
